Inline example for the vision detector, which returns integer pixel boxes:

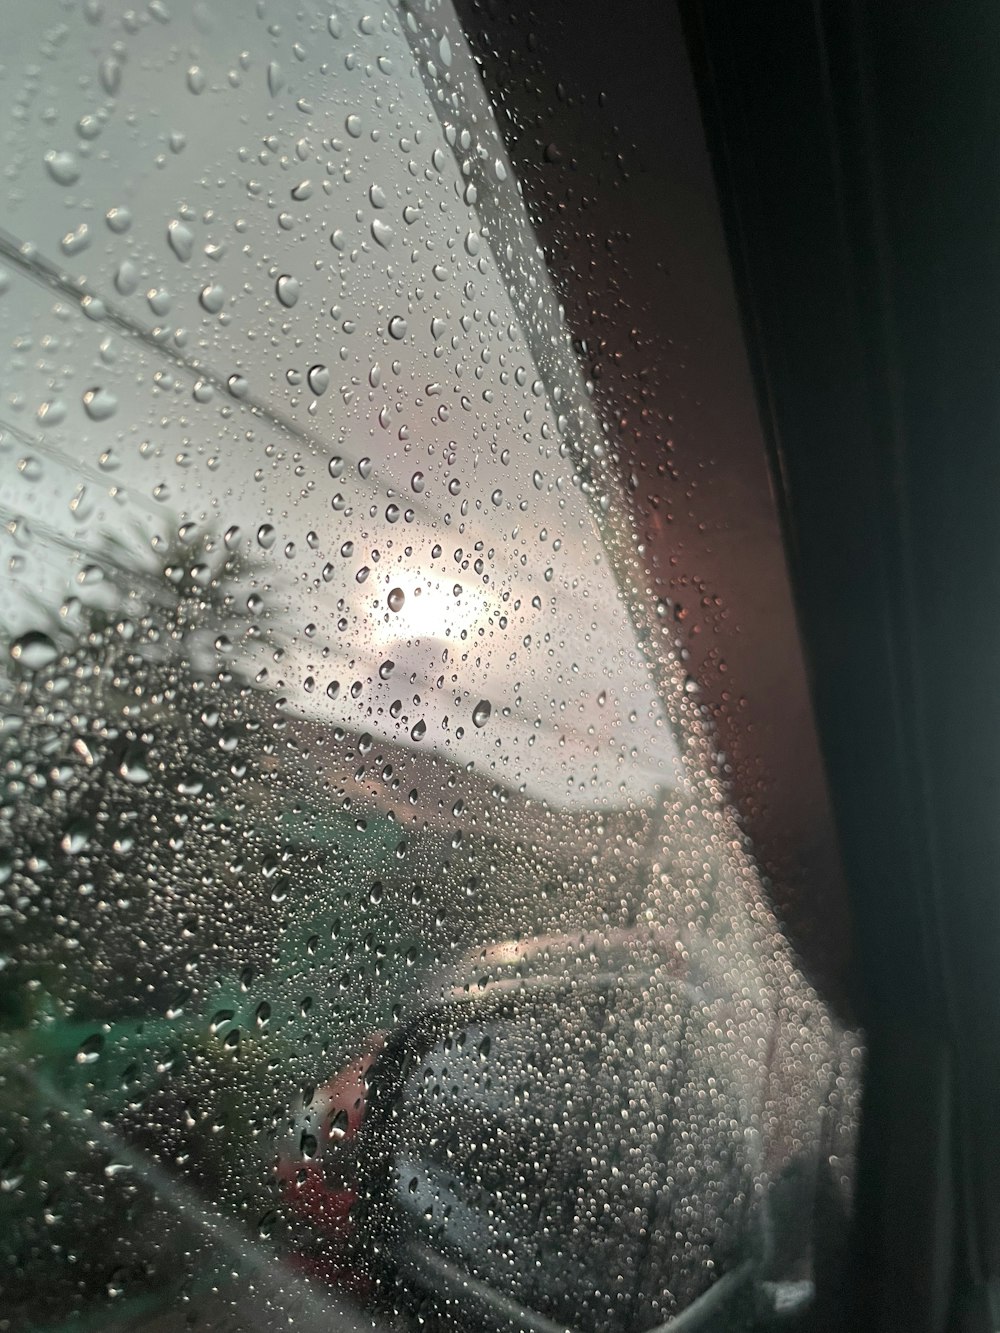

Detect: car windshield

[0,3,861,1331]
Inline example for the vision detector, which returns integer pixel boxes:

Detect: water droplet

[430,317,445,340]
[37,399,67,427]
[369,183,387,208]
[465,230,481,256]
[267,60,284,96]
[199,283,225,313]
[472,699,492,728]
[82,387,118,421]
[358,457,373,479]
[99,57,122,96]
[371,218,393,248]
[328,12,343,38]
[167,219,194,261]
[119,752,151,784]
[114,260,137,295]
[76,1033,104,1064]
[388,315,407,340]
[58,814,91,854]
[345,113,363,138]
[106,206,132,234]
[410,719,426,741]
[291,179,313,201]
[60,224,90,256]
[307,364,329,395]
[9,631,58,670]
[147,287,172,316]
[44,150,80,185]
[379,659,395,679]
[77,113,102,141]
[257,524,276,550]
[186,64,206,94]
[275,274,300,308]
[227,373,249,399]
[387,587,405,613]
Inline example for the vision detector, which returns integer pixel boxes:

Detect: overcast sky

[0,0,685,812]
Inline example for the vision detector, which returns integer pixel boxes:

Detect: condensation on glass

[0,3,861,1332]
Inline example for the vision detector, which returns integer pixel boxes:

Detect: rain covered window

[0,3,861,1331]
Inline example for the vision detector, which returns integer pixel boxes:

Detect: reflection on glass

[0,3,860,1331]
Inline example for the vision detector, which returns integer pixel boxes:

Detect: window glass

[0,3,861,1330]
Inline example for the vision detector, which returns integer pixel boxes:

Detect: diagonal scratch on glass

[0,226,334,459]
[0,226,444,530]
[0,416,162,518]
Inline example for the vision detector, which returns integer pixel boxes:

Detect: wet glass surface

[0,3,860,1330]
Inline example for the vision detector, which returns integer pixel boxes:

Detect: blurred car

[277,926,856,1332]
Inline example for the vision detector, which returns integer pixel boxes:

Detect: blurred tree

[0,520,282,1023]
